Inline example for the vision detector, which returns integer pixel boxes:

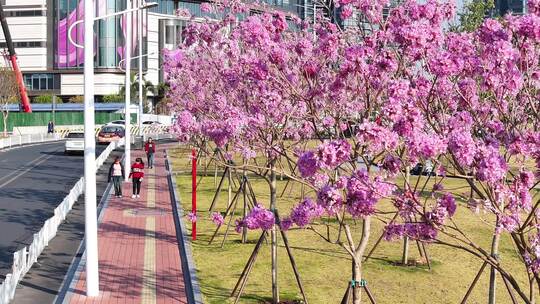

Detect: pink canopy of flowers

[166,0,540,274]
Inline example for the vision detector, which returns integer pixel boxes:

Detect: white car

[64,131,85,154]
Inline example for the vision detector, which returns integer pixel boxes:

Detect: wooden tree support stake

[279,214,309,304]
[461,261,519,304]
[341,282,376,304]
[208,174,259,245]
[232,231,267,301]
[208,166,228,212]
[232,224,310,304]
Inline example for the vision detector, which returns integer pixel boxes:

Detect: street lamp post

[70,1,157,297]
[138,0,144,134]
[83,0,99,296]
[124,0,132,181]
[118,52,156,132]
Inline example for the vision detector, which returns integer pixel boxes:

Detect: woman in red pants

[129,157,145,198]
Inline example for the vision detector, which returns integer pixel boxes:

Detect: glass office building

[150,0,306,18]
[54,0,147,69]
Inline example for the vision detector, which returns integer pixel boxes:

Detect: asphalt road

[0,141,105,276]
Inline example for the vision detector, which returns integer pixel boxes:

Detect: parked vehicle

[106,120,125,126]
[98,125,125,144]
[142,121,162,125]
[64,131,84,154]
[410,160,435,176]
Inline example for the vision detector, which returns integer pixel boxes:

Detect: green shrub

[102,94,124,103]
[68,95,84,103]
[33,95,53,103]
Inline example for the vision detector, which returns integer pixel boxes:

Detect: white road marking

[0,153,51,184]
[0,154,55,189]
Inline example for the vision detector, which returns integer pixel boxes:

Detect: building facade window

[0,41,46,48]
[54,0,147,70]
[3,10,46,17]
[495,0,525,16]
[150,0,177,15]
[23,73,61,91]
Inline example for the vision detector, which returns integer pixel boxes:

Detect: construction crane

[0,2,31,113]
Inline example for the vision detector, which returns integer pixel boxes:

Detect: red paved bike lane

[66,147,188,304]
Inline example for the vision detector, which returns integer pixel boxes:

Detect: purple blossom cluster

[475,146,508,184]
[298,140,351,178]
[346,170,394,218]
[356,122,399,155]
[448,130,476,167]
[186,212,197,223]
[317,185,344,215]
[383,223,438,242]
[526,231,540,273]
[297,151,318,178]
[289,198,324,228]
[407,132,447,162]
[235,205,275,232]
[315,140,352,169]
[211,212,224,226]
[393,192,419,219]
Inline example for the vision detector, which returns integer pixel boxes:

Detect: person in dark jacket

[129,157,145,198]
[108,157,125,197]
[144,137,156,168]
[47,121,54,134]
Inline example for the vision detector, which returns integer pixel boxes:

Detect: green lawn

[170,148,529,304]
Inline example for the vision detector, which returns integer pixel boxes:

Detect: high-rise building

[0,0,306,104]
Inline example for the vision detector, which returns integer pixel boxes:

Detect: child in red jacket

[129,157,145,198]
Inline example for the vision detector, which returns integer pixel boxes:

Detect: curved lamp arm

[68,20,85,49]
[118,52,157,72]
[67,2,158,50]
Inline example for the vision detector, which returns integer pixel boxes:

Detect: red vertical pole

[191,148,197,241]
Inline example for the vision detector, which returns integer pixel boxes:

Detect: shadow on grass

[368,257,442,273]
[201,284,304,304]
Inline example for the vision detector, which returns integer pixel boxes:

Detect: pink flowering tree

[165,3,337,302]
[166,0,540,303]
[279,1,540,303]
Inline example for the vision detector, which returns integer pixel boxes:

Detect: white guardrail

[0,133,62,150]
[1,125,172,151]
[0,138,125,304]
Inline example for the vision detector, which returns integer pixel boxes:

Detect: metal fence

[0,138,125,304]
[0,125,171,151]
[0,133,61,150]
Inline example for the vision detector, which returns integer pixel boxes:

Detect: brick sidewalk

[65,147,188,304]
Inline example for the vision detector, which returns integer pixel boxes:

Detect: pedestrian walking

[47,120,54,134]
[108,157,124,197]
[129,157,145,198]
[144,137,156,168]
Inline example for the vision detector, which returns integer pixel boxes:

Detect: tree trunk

[3,111,8,138]
[352,258,362,304]
[401,166,411,265]
[529,277,535,304]
[352,217,372,304]
[228,165,232,208]
[489,230,501,304]
[242,163,248,243]
[270,159,279,304]
[402,237,410,265]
